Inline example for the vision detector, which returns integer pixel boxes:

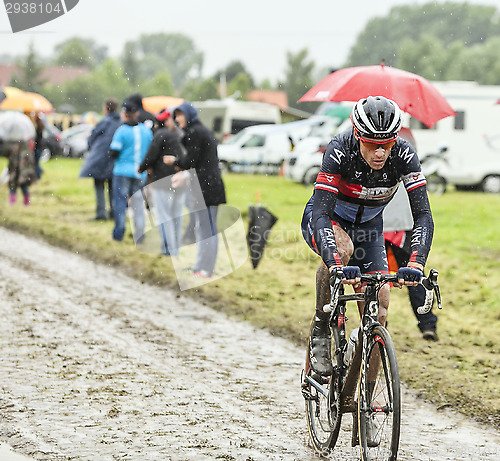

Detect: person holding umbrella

[301,96,434,372]
[0,111,37,206]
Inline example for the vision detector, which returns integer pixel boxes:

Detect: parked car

[283,118,349,185]
[41,122,64,161]
[61,123,93,158]
[218,124,293,173]
[217,116,338,174]
[283,136,328,185]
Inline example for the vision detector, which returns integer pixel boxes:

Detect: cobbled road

[0,227,499,461]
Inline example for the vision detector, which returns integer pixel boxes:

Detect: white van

[193,99,281,142]
[217,116,339,173]
[409,80,500,192]
[217,124,293,172]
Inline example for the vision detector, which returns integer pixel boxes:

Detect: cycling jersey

[302,128,434,270]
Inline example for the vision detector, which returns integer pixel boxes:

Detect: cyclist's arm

[311,187,343,269]
[399,151,434,268]
[310,141,345,270]
[406,184,433,268]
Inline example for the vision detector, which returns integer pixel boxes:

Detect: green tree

[10,42,46,92]
[451,37,500,84]
[53,37,108,68]
[141,71,175,97]
[214,60,255,88]
[124,33,203,90]
[44,58,132,113]
[258,79,274,90]
[283,48,315,112]
[346,2,500,67]
[396,34,451,80]
[122,41,140,85]
[228,72,253,99]
[180,78,218,102]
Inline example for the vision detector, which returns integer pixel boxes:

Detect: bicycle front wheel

[358,325,401,461]
[304,318,342,456]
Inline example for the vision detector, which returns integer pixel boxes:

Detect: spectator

[163,101,226,278]
[127,93,155,131]
[109,99,153,242]
[79,98,121,220]
[138,109,186,255]
[32,112,44,179]
[5,140,36,206]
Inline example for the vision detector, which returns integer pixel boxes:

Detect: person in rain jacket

[109,98,153,242]
[6,140,36,206]
[127,93,155,131]
[163,101,226,278]
[138,109,186,255]
[79,98,121,220]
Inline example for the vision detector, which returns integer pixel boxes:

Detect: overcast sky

[1,0,499,82]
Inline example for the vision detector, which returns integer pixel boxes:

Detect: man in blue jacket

[80,98,121,220]
[109,99,153,242]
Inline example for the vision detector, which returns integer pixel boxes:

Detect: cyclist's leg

[302,206,353,375]
[316,226,354,309]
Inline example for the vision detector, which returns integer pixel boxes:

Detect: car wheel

[62,144,72,157]
[426,174,447,195]
[219,161,230,174]
[40,148,51,163]
[481,175,500,193]
[303,167,320,185]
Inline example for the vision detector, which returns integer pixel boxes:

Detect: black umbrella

[247,205,278,269]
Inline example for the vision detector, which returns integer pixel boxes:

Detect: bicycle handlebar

[328,267,442,310]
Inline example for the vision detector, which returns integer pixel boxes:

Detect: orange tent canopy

[0,86,54,113]
[142,96,183,114]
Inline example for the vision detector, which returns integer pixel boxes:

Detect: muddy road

[0,227,498,460]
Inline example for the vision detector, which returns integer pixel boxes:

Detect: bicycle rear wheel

[358,325,401,461]
[303,317,342,456]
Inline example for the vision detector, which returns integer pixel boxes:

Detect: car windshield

[225,130,249,145]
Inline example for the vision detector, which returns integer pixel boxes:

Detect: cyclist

[301,96,434,378]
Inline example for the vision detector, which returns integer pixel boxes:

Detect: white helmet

[351,96,402,143]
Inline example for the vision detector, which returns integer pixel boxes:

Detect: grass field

[0,157,499,429]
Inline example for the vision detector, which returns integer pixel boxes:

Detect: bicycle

[302,267,441,460]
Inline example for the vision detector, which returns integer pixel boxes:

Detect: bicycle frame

[303,268,441,458]
[330,275,388,412]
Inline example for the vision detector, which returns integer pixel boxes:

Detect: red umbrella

[300,64,456,127]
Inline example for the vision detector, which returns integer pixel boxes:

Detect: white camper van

[193,99,281,142]
[409,81,500,192]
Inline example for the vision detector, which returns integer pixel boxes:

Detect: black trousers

[385,231,437,332]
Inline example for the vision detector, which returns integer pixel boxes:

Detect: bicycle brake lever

[329,267,344,287]
[326,268,344,312]
[421,269,442,310]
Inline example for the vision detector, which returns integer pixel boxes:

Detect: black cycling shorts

[301,202,389,274]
